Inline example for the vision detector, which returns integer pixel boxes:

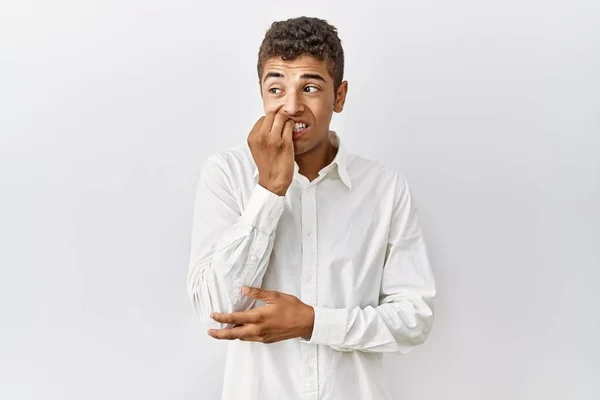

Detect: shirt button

[304,273,312,283]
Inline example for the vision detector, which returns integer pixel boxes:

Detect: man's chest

[253,178,396,307]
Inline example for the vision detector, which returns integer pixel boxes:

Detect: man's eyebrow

[300,73,326,82]
[263,72,284,83]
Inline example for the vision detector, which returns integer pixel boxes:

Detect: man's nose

[282,91,303,116]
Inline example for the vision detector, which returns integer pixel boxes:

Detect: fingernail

[242,287,249,294]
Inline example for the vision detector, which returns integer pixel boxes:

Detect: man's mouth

[293,122,308,133]
[294,122,308,135]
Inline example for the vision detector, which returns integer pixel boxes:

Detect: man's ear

[334,81,348,113]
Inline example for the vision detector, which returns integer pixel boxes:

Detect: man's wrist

[299,304,315,340]
[258,179,289,196]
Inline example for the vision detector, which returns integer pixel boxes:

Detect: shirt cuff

[303,306,348,347]
[239,184,285,234]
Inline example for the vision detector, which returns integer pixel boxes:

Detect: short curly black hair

[257,16,345,92]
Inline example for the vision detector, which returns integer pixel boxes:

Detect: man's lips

[292,125,309,139]
[290,119,309,139]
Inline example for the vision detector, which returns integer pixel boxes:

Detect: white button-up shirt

[187,132,435,400]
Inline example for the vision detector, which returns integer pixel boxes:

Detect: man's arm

[187,153,284,330]
[306,175,435,353]
[187,112,295,330]
[209,174,435,354]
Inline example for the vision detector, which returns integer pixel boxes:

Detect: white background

[1,1,599,399]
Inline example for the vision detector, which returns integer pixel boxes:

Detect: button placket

[300,184,319,400]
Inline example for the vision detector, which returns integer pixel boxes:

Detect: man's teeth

[294,123,307,133]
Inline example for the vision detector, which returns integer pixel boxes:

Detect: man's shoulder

[346,152,413,208]
[203,142,254,172]
[346,152,405,185]
[198,143,256,187]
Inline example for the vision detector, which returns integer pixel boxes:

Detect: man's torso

[215,135,399,400]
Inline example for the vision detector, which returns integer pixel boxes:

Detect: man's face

[260,55,347,155]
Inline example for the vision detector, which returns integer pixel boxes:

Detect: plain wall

[1,1,599,399]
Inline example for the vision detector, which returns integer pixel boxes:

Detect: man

[187,16,435,400]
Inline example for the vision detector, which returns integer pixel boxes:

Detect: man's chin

[293,143,310,155]
[293,136,326,156]
[293,147,304,156]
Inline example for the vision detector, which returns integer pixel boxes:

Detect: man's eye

[268,88,282,94]
[304,86,319,93]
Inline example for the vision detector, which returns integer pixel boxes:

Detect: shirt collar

[252,131,352,190]
[327,131,352,190]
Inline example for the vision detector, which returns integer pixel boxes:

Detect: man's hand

[208,287,314,343]
[248,110,295,196]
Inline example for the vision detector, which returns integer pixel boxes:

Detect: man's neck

[295,137,338,182]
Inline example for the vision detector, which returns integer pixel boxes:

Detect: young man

[187,16,435,400]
